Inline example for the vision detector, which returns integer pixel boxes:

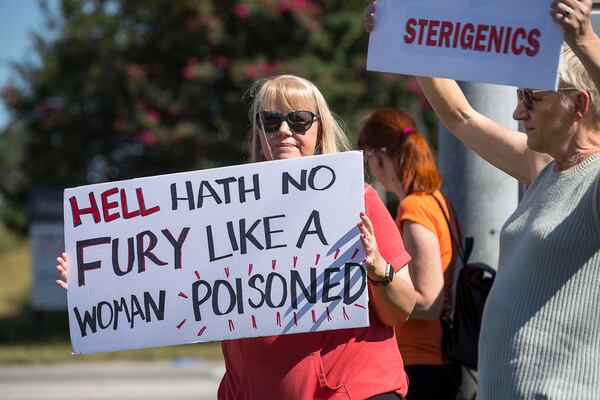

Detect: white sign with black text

[64,152,368,354]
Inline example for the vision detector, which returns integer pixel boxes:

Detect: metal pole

[437,82,519,398]
[438,82,518,268]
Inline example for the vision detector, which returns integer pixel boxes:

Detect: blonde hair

[558,44,600,124]
[245,75,351,162]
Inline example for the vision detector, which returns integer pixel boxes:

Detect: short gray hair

[558,44,600,124]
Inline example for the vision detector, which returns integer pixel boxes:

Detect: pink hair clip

[402,127,414,136]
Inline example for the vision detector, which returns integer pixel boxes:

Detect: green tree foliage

[0,0,431,231]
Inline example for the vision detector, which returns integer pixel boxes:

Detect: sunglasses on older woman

[516,87,579,111]
[256,110,319,133]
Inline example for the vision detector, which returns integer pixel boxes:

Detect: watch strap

[367,262,394,286]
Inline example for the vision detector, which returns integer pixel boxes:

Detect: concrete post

[437,82,519,399]
[438,82,519,268]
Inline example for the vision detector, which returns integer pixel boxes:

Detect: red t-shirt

[217,184,412,400]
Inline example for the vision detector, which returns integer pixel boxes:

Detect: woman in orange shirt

[358,108,461,400]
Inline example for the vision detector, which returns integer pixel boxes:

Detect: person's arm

[415,77,550,185]
[363,1,551,184]
[400,221,444,319]
[551,0,600,218]
[359,213,416,326]
[554,0,600,94]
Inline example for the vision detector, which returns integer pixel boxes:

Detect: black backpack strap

[445,199,474,263]
[464,236,474,264]
[430,193,466,266]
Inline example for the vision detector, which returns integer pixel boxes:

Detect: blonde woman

[58,75,417,400]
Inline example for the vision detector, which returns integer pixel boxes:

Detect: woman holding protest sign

[57,74,417,400]
[365,0,600,398]
[219,74,415,400]
[357,108,461,400]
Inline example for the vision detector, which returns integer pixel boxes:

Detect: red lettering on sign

[402,17,542,57]
[69,187,160,227]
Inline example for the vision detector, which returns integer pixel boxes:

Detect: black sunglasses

[516,87,579,111]
[255,110,319,133]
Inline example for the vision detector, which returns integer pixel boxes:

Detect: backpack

[431,194,495,371]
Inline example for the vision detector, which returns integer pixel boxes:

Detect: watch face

[382,263,393,285]
[368,263,394,286]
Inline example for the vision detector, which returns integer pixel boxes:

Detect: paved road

[0,359,225,400]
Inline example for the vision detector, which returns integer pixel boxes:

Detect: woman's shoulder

[399,191,431,210]
[398,190,448,220]
[362,184,400,233]
[363,182,376,196]
[363,182,384,206]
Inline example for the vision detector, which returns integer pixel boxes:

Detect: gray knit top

[477,152,600,400]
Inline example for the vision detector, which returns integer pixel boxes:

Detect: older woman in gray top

[366,0,600,398]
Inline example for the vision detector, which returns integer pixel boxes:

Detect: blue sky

[0,0,55,129]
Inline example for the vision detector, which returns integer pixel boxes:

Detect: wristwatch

[368,262,394,286]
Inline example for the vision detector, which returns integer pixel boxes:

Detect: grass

[0,239,30,317]
[0,342,224,364]
[0,236,223,365]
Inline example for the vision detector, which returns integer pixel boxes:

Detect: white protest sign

[367,0,564,90]
[64,152,368,354]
